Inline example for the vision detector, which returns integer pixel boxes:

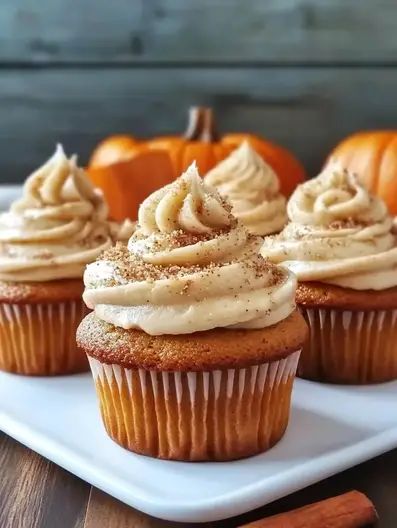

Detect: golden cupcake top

[204,141,287,235]
[261,162,397,290]
[78,310,307,371]
[0,145,112,282]
[83,163,297,335]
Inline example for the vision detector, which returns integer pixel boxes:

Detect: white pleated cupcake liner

[0,300,88,375]
[88,350,301,461]
[300,306,397,383]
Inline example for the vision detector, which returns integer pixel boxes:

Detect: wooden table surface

[0,432,395,528]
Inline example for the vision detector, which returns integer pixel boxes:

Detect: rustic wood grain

[84,487,227,527]
[2,66,397,182]
[0,0,143,64]
[1,0,397,64]
[0,432,90,528]
[84,488,171,528]
[136,0,397,64]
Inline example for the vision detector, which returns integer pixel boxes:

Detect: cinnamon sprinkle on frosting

[261,161,397,291]
[83,162,297,335]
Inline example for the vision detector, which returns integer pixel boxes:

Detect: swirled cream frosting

[83,163,297,335]
[204,141,287,235]
[261,162,397,290]
[109,219,136,243]
[0,145,112,282]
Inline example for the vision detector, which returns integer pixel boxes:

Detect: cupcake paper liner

[88,350,301,461]
[0,300,89,375]
[299,307,397,384]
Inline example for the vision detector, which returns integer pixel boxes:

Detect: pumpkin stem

[184,107,219,142]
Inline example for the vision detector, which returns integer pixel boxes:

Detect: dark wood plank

[84,487,229,527]
[84,488,171,528]
[1,66,397,182]
[0,432,90,528]
[0,0,143,64]
[1,0,397,64]
[136,0,397,64]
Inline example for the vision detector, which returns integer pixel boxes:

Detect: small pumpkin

[87,151,174,221]
[328,130,397,215]
[89,106,306,199]
[89,135,139,168]
[148,107,306,196]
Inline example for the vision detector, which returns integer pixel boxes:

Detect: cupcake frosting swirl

[204,142,287,235]
[0,145,112,281]
[83,163,296,335]
[261,162,397,290]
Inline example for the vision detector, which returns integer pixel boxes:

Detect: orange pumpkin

[87,151,174,221]
[148,107,306,196]
[89,135,140,168]
[89,107,306,200]
[329,131,397,214]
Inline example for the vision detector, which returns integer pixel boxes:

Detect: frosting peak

[261,162,397,290]
[138,162,234,236]
[287,161,388,227]
[204,141,287,235]
[130,163,243,267]
[11,144,108,226]
[83,164,296,335]
[0,145,112,281]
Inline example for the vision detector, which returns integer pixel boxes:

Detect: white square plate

[1,372,396,522]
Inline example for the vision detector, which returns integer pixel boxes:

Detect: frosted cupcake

[77,163,307,461]
[204,141,287,235]
[0,145,112,375]
[261,162,397,384]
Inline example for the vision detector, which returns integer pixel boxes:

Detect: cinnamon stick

[238,491,378,528]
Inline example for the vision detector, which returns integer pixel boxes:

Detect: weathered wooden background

[1,0,397,182]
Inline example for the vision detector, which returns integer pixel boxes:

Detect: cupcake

[77,163,307,461]
[261,162,397,384]
[0,145,112,375]
[204,141,287,235]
